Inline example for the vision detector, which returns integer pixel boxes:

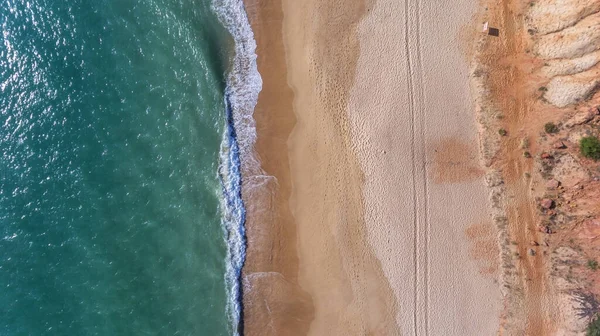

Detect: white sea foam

[213,0,262,176]
[211,0,262,335]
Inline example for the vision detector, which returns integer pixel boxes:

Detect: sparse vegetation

[588,259,599,271]
[523,151,531,158]
[539,86,548,92]
[575,292,600,322]
[588,317,600,336]
[499,128,507,136]
[574,292,600,336]
[521,138,530,149]
[580,136,600,160]
[544,122,558,134]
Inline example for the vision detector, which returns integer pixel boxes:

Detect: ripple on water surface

[0,0,236,334]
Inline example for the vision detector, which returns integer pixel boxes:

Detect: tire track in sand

[404,0,429,334]
[413,1,431,335]
[415,1,431,335]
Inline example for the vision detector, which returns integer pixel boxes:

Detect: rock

[564,109,595,128]
[568,130,587,143]
[553,141,566,149]
[541,198,554,209]
[529,249,536,256]
[551,154,590,188]
[544,77,600,108]
[528,0,600,35]
[580,219,600,240]
[541,152,553,159]
[485,171,504,187]
[546,179,560,189]
[542,51,600,77]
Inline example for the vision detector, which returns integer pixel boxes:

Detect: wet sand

[242,0,502,334]
[241,0,313,334]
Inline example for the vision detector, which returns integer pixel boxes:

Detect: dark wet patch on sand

[430,137,484,184]
[465,222,500,276]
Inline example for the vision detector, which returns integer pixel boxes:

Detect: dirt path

[477,0,559,333]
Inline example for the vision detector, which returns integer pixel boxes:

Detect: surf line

[213,0,262,334]
[219,94,248,336]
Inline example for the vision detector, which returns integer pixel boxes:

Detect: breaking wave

[212,0,262,334]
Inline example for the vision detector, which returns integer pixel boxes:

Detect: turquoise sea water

[0,0,258,334]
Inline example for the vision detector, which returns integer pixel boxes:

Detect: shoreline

[242,0,503,334]
[242,0,398,334]
[240,0,314,335]
[212,0,263,333]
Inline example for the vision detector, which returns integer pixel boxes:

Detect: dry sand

[348,0,502,334]
[242,0,502,334]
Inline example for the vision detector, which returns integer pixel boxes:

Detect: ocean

[0,0,260,335]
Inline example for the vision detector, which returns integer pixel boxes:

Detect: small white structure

[482,21,499,37]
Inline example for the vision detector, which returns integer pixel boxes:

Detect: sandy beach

[348,0,502,333]
[242,0,502,334]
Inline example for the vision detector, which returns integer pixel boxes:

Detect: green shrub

[499,128,507,136]
[544,122,558,134]
[587,316,600,336]
[580,136,600,160]
[589,260,599,271]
